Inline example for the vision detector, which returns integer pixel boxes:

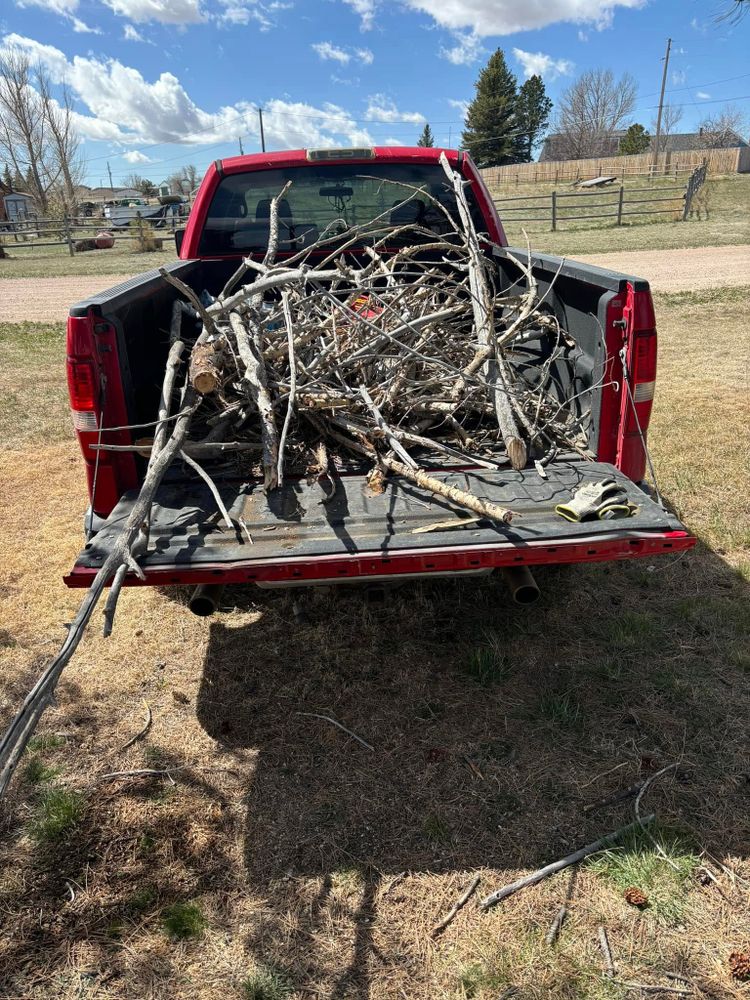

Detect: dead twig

[431,874,481,937]
[297,712,374,752]
[119,700,153,751]
[598,925,616,977]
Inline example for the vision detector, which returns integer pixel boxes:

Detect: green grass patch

[23,755,60,785]
[242,965,293,1000]
[588,824,699,924]
[29,787,84,843]
[126,885,158,915]
[26,733,65,753]
[464,635,511,685]
[538,690,582,728]
[161,901,206,939]
[422,813,452,844]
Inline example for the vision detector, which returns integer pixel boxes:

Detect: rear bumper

[64,528,695,588]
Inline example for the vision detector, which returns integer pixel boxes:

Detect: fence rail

[493,166,707,231]
[0,212,176,254]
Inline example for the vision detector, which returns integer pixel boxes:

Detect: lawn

[0,286,748,998]
[493,173,750,255]
[0,237,177,279]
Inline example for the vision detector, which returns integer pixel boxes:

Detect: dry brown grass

[0,288,748,998]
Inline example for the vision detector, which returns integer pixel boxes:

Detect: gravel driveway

[0,274,134,324]
[575,244,750,293]
[1,244,748,325]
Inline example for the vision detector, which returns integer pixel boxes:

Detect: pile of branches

[0,154,588,797]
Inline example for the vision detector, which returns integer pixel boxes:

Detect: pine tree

[462,49,519,167]
[619,123,650,155]
[2,164,12,191]
[515,75,553,162]
[417,123,435,147]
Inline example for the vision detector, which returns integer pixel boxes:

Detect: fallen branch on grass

[119,700,153,751]
[297,712,374,752]
[431,874,481,936]
[598,926,616,977]
[479,815,656,910]
[545,867,577,946]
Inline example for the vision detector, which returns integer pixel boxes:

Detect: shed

[2,191,35,222]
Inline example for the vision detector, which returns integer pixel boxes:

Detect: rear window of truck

[198,162,487,256]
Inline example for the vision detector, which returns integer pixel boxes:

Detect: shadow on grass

[190,541,749,998]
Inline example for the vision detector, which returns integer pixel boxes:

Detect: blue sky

[1,0,747,187]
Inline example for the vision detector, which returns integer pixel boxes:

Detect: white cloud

[102,0,205,24]
[312,41,374,65]
[577,29,589,40]
[1,32,374,155]
[696,91,711,99]
[672,69,686,85]
[72,16,101,31]
[312,41,351,63]
[512,48,574,80]
[123,150,154,163]
[365,94,424,124]
[447,97,469,119]
[14,0,100,32]
[342,0,377,30]
[441,31,483,65]
[383,137,402,146]
[215,0,291,28]
[15,0,78,13]
[124,23,145,39]
[403,0,646,37]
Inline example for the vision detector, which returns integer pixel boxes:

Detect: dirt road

[0,244,748,324]
[576,243,750,293]
[0,274,133,324]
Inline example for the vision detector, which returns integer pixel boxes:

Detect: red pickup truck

[64,146,694,606]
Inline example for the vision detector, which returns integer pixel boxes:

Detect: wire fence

[494,164,707,232]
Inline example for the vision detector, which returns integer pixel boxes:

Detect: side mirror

[174,228,185,255]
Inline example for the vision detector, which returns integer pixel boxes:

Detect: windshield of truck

[197,162,488,256]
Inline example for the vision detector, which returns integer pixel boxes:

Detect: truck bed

[66,461,692,588]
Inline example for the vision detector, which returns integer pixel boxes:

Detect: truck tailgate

[65,461,694,587]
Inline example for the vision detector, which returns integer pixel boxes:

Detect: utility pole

[238,135,244,155]
[258,107,266,153]
[651,37,672,177]
[107,161,114,194]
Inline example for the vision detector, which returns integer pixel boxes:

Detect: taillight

[67,359,98,412]
[618,287,657,481]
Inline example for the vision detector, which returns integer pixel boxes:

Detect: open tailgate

[65,460,694,588]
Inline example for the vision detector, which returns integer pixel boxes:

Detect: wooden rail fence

[494,165,707,232]
[0,212,177,255]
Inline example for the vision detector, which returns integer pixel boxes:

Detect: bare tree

[556,69,637,159]
[122,173,157,197]
[650,103,683,152]
[167,164,198,195]
[36,68,85,210]
[0,47,51,212]
[0,45,85,213]
[697,105,748,147]
[716,0,749,23]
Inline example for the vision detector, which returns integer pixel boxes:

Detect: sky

[0,0,748,188]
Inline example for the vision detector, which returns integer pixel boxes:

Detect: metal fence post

[64,213,75,256]
[616,185,624,226]
[551,190,557,231]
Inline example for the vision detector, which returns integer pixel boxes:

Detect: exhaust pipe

[189,583,225,617]
[500,566,540,606]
